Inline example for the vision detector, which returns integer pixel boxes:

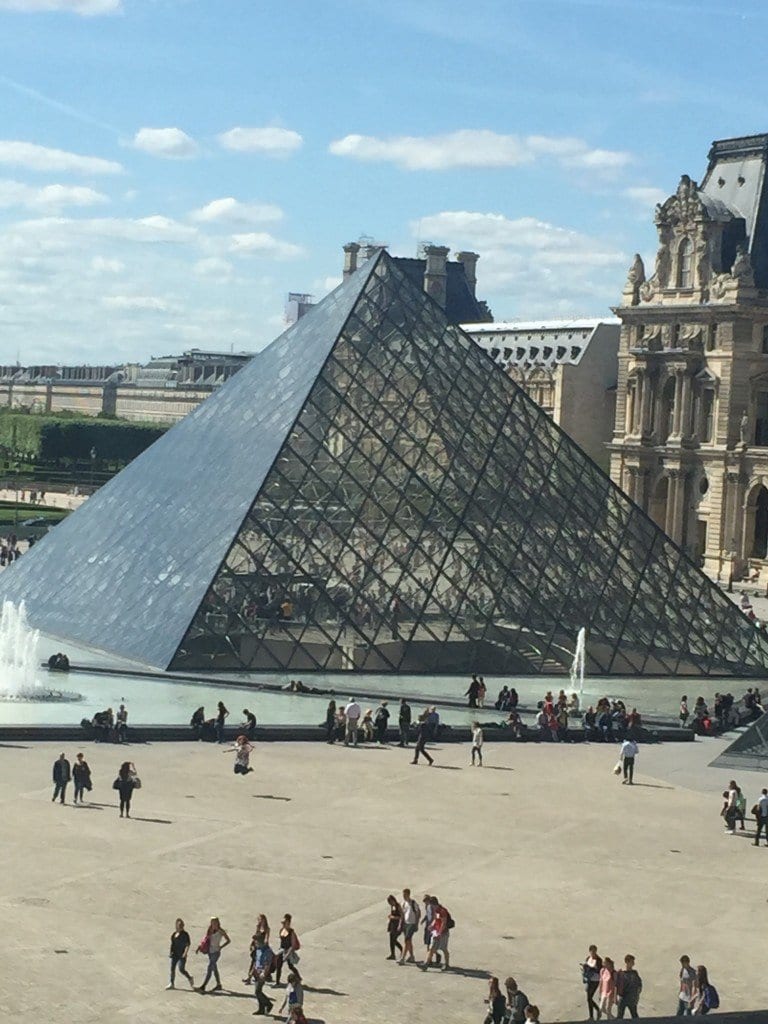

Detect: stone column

[640,370,652,437]
[455,251,479,297]
[671,369,684,437]
[625,467,637,501]
[680,373,693,439]
[725,470,745,570]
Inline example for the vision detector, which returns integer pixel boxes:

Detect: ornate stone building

[610,133,768,582]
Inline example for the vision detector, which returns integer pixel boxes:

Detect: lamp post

[90,447,97,491]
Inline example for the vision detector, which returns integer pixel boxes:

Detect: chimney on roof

[455,251,479,297]
[423,245,450,309]
[343,241,361,280]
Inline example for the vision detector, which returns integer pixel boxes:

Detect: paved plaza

[1,733,766,1023]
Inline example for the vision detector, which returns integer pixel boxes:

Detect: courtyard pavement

[1,733,766,1023]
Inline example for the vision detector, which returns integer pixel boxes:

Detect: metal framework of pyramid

[3,250,768,677]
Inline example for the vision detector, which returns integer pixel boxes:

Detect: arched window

[677,238,693,288]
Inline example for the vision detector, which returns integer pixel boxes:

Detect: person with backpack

[399,888,420,964]
[504,977,530,1023]
[616,953,642,1019]
[691,965,718,1015]
[419,896,451,972]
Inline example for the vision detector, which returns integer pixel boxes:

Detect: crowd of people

[720,777,768,843]
[167,912,307,1020]
[576,947,718,1021]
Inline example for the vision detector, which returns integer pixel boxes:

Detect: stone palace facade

[609,133,768,583]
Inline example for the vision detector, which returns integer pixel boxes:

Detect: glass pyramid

[170,252,768,676]
[2,250,766,676]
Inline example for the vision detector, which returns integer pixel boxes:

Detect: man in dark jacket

[617,953,642,1019]
[398,698,412,747]
[52,752,71,804]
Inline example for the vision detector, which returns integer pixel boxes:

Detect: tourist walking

[691,965,718,1015]
[399,888,420,963]
[386,894,403,960]
[230,734,254,775]
[167,917,194,989]
[620,738,639,785]
[582,944,602,1021]
[114,760,140,818]
[616,954,642,1019]
[753,787,768,845]
[72,751,91,804]
[677,954,695,1016]
[324,700,336,743]
[278,973,304,1019]
[51,752,71,804]
[195,916,230,992]
[215,701,229,744]
[248,932,275,1015]
[274,914,301,985]
[471,721,484,766]
[374,701,390,744]
[599,957,617,1019]
[525,1006,541,1023]
[465,673,480,708]
[484,976,506,1024]
[505,978,530,1023]
[344,697,361,746]
[411,711,434,766]
[419,896,451,971]
[477,676,487,708]
[398,697,412,747]
[722,780,740,834]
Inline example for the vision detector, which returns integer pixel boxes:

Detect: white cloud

[624,185,668,207]
[229,232,304,260]
[193,256,234,280]
[102,294,174,312]
[0,0,120,12]
[90,256,124,273]
[0,140,122,175]
[11,214,199,245]
[218,126,303,157]
[0,179,108,210]
[330,129,631,173]
[132,127,198,160]
[190,197,283,225]
[413,209,626,317]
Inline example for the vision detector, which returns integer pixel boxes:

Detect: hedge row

[0,414,167,464]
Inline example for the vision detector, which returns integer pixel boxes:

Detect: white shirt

[345,701,361,721]
[472,727,483,747]
[758,794,768,816]
[620,739,638,758]
[401,898,419,925]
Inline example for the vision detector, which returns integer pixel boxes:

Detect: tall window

[762,324,768,354]
[677,238,693,288]
[701,389,715,443]
[755,392,768,447]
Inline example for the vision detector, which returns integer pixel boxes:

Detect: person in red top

[419,897,451,972]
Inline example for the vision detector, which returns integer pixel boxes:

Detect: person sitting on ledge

[47,652,70,672]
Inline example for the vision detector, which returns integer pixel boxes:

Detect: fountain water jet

[570,626,586,699]
[0,600,82,702]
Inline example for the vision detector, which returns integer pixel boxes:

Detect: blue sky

[0,0,765,364]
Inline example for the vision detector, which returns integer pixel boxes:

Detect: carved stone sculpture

[732,243,754,281]
[740,410,749,444]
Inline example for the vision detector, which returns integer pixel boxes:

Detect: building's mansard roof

[463,318,619,369]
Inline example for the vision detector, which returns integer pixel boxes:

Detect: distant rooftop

[464,317,620,369]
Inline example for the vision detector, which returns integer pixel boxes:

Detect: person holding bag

[113,761,140,818]
[195,917,230,993]
[274,914,301,985]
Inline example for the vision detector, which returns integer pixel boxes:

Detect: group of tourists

[579,948,718,1020]
[321,697,442,752]
[83,703,129,742]
[51,751,140,817]
[383,889,454,972]
[167,913,306,1020]
[720,778,768,842]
